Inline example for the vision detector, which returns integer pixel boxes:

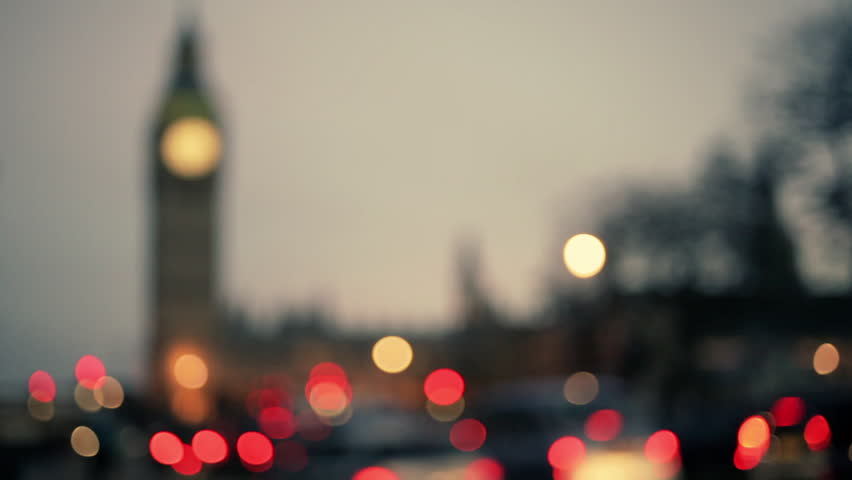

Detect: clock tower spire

[148,19,223,407]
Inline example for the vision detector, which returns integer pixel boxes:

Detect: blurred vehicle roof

[477,376,654,419]
[337,400,448,454]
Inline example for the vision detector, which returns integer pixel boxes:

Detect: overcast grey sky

[0,1,830,387]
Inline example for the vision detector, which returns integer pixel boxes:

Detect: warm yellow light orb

[813,343,840,375]
[71,426,100,457]
[563,371,599,405]
[74,383,102,413]
[371,335,414,373]
[571,452,656,480]
[161,116,221,178]
[309,382,349,417]
[93,376,125,409]
[173,353,209,389]
[563,233,607,278]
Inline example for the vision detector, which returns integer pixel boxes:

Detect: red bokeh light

[310,362,347,379]
[172,444,202,476]
[276,441,309,472]
[150,431,184,465]
[644,430,680,464]
[547,436,586,471]
[260,388,289,408]
[353,466,400,480]
[584,409,623,442]
[733,446,762,470]
[259,406,296,439]
[450,419,487,452]
[423,368,465,406]
[191,430,228,464]
[75,354,106,389]
[465,458,504,480]
[305,362,353,407]
[804,415,831,451]
[237,431,273,465]
[28,370,56,402]
[243,458,274,473]
[771,397,805,427]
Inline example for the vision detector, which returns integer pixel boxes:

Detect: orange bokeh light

[738,415,770,450]
[309,382,350,416]
[305,362,352,416]
[424,368,465,406]
[173,353,208,390]
[813,343,840,375]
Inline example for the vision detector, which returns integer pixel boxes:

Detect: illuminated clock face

[160,116,222,179]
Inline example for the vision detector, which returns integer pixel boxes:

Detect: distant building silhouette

[145,22,672,425]
[455,238,499,330]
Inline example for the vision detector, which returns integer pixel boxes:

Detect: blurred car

[669,389,838,480]
[330,399,488,479]
[378,452,500,480]
[738,391,852,480]
[475,377,681,480]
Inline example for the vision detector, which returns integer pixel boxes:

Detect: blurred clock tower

[148,21,222,409]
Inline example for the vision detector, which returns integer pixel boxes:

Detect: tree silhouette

[742,137,803,295]
[598,137,803,297]
[774,1,852,287]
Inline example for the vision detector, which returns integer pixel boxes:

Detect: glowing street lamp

[563,234,606,278]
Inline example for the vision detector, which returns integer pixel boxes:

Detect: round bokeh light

[424,368,465,406]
